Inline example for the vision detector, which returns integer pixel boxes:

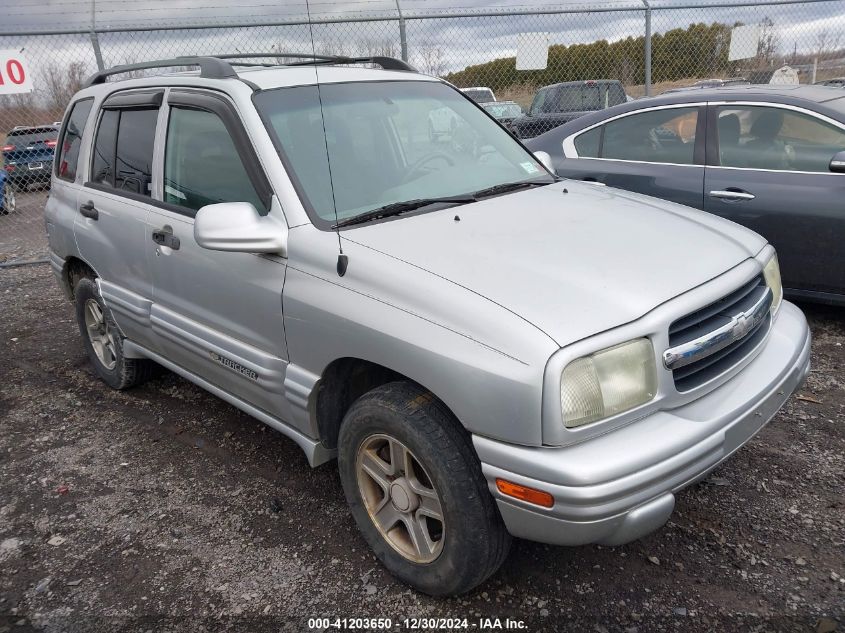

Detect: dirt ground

[0,264,843,633]
[0,189,50,264]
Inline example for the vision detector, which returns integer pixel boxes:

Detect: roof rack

[82,53,416,87]
[83,56,238,87]
[216,53,416,72]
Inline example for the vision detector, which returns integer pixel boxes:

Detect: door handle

[709,189,755,201]
[152,226,180,250]
[79,201,98,220]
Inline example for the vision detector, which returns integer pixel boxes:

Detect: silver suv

[45,54,811,596]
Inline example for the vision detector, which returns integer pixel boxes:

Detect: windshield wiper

[333,195,476,228]
[472,180,549,199]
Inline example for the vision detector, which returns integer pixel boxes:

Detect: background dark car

[815,77,845,88]
[527,84,845,305]
[2,125,60,190]
[481,101,523,127]
[662,78,750,94]
[510,79,627,140]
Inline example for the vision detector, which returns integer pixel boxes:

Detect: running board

[123,340,336,467]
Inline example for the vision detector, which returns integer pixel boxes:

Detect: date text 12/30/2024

[308,617,529,630]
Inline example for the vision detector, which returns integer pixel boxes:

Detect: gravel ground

[1,264,843,633]
[0,189,50,264]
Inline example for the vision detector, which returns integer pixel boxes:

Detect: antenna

[304,0,348,276]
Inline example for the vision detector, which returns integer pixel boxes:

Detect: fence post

[642,0,652,96]
[395,0,408,62]
[90,31,105,71]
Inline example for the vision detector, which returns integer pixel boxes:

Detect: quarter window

[601,107,699,165]
[716,106,845,172]
[573,127,601,158]
[56,99,93,181]
[163,107,265,214]
[90,107,157,197]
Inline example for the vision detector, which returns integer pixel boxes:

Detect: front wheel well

[63,257,96,300]
[316,358,438,450]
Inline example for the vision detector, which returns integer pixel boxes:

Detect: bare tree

[416,41,447,77]
[42,61,88,111]
[755,17,781,67]
[814,29,842,62]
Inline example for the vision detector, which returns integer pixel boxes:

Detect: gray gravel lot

[0,264,843,633]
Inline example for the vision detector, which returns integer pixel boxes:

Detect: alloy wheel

[83,298,117,370]
[356,433,445,563]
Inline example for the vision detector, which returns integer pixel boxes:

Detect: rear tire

[338,381,511,596]
[74,276,154,390]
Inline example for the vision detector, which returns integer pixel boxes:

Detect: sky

[0,0,842,99]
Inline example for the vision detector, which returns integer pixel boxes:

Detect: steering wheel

[402,152,455,183]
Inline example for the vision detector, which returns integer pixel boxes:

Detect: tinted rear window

[57,99,94,181]
[90,108,157,197]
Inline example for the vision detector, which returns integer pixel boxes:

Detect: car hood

[344,181,766,347]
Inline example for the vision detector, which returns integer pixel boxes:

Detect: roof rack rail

[82,52,416,88]
[83,56,238,88]
[216,53,416,72]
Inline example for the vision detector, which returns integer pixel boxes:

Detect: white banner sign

[0,50,34,94]
[728,25,761,61]
[516,32,550,71]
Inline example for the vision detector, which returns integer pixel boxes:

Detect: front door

[704,103,845,297]
[146,90,292,421]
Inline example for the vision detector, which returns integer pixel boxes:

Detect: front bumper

[474,301,811,547]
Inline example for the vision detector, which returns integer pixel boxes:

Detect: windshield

[484,103,522,119]
[254,81,552,228]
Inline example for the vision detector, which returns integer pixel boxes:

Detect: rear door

[74,90,162,349]
[560,104,706,209]
[704,103,845,297]
[145,89,291,421]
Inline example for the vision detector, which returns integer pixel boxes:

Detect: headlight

[560,338,657,428]
[763,254,783,316]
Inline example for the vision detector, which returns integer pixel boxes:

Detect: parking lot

[0,262,842,632]
[0,190,50,264]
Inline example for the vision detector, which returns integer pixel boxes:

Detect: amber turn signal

[495,478,554,508]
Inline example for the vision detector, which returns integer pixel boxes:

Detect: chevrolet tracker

[45,54,811,596]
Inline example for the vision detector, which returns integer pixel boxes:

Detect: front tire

[74,276,154,390]
[338,382,511,596]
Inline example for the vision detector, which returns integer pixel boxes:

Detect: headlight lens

[763,254,783,316]
[560,338,657,428]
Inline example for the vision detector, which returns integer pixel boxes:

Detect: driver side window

[716,106,845,172]
[164,107,265,214]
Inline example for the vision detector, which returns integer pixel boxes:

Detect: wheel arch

[314,356,457,452]
[62,256,97,300]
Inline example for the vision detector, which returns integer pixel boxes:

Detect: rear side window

[56,100,93,181]
[573,127,601,158]
[90,107,157,197]
[163,107,265,213]
[601,107,699,165]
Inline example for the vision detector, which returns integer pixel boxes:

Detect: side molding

[122,340,336,467]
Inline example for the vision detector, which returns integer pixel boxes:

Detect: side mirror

[829,151,845,173]
[194,202,287,255]
[533,150,555,173]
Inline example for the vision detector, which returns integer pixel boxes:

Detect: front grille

[666,275,771,392]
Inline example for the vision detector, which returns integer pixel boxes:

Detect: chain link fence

[1,0,843,264]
